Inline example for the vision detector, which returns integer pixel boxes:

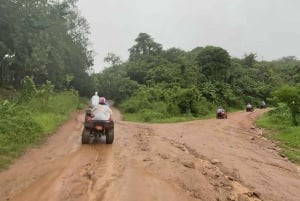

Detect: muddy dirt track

[1,108,300,201]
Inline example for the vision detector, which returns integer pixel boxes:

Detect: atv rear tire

[81,129,90,144]
[106,128,114,144]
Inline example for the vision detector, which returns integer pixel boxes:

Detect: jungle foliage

[0,77,80,169]
[94,33,300,122]
[0,0,94,96]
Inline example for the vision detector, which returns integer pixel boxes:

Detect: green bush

[0,79,80,170]
[267,104,291,128]
[120,99,140,113]
[0,104,42,158]
[21,76,37,102]
[256,107,300,163]
[120,85,215,121]
[190,100,210,116]
[140,109,165,122]
[166,103,180,116]
[272,85,300,126]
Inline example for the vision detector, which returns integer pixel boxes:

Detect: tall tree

[273,85,300,126]
[0,0,94,95]
[128,33,162,61]
[243,52,257,68]
[196,46,231,82]
[104,52,122,66]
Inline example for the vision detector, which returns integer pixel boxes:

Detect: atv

[82,109,114,144]
[216,111,228,119]
[260,104,267,109]
[246,107,254,112]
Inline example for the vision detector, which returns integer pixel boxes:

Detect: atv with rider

[260,101,267,109]
[246,103,254,112]
[216,107,228,119]
[216,111,228,119]
[81,108,114,144]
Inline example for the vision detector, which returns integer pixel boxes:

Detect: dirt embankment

[0,108,300,201]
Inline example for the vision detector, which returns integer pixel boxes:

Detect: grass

[0,91,81,170]
[122,109,221,123]
[32,113,68,134]
[121,106,240,123]
[123,113,199,123]
[0,88,19,100]
[256,113,300,163]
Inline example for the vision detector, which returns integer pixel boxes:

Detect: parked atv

[82,109,114,144]
[216,111,228,119]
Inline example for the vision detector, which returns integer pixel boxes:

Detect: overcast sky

[76,0,300,72]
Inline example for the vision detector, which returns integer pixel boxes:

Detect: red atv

[82,109,114,144]
[216,111,228,119]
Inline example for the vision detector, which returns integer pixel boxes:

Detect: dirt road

[1,108,300,201]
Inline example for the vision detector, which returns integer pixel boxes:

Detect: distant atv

[260,104,267,109]
[82,109,114,144]
[246,107,254,112]
[216,111,228,119]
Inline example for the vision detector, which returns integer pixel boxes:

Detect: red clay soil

[0,108,300,201]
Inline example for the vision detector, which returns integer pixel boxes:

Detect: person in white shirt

[92,97,113,121]
[90,92,100,108]
[217,106,224,114]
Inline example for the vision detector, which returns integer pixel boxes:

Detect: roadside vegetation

[0,77,81,170]
[256,86,300,163]
[0,0,92,170]
[257,110,300,163]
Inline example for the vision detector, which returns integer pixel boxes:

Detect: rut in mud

[0,108,300,201]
